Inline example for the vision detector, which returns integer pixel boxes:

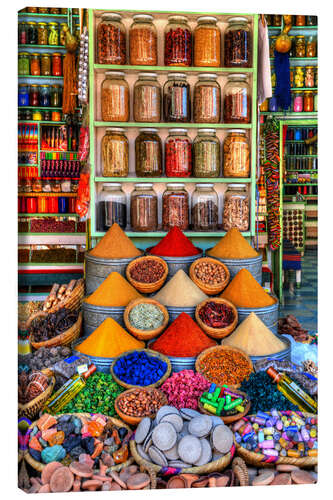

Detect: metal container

[167,306,196,323]
[236,300,279,334]
[85,252,139,295]
[249,336,291,362]
[147,251,203,280]
[82,301,125,336]
[206,251,263,284]
[72,339,116,373]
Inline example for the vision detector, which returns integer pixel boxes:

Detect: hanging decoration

[274,15,292,111]
[78,26,89,104]
[62,25,78,115]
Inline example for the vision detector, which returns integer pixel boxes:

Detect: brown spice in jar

[224,94,251,123]
[129,259,165,283]
[101,86,129,122]
[130,27,157,65]
[193,84,221,123]
[118,388,165,417]
[306,39,316,58]
[222,196,249,231]
[130,193,158,231]
[133,85,161,123]
[194,26,221,67]
[194,261,227,285]
[162,190,189,231]
[192,200,218,231]
[97,23,126,64]
[223,132,250,177]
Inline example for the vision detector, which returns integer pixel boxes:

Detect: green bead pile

[59,372,124,416]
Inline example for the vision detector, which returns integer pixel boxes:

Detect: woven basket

[110,348,172,390]
[29,312,82,349]
[198,389,251,424]
[25,413,133,473]
[195,298,238,340]
[189,257,230,295]
[195,345,253,389]
[126,256,168,294]
[114,388,168,426]
[43,280,85,314]
[235,412,318,468]
[124,298,169,341]
[130,439,233,475]
[18,376,55,420]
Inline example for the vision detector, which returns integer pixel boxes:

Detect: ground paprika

[149,227,201,257]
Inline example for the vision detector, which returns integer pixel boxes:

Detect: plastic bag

[284,334,318,366]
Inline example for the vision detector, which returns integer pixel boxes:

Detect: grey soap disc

[210,416,224,428]
[188,415,212,438]
[164,442,179,461]
[156,406,180,423]
[178,421,189,439]
[160,413,183,432]
[137,444,150,461]
[148,445,168,467]
[135,417,152,444]
[152,422,177,451]
[168,460,192,469]
[212,425,234,454]
[178,435,202,464]
[194,438,212,466]
[180,408,202,421]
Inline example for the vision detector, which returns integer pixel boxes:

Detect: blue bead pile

[113,351,167,386]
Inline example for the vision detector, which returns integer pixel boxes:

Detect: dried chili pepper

[198,301,235,328]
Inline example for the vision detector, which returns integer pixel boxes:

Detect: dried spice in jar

[293,91,303,112]
[193,73,221,123]
[135,129,162,177]
[194,16,221,67]
[303,91,314,112]
[269,36,277,58]
[295,15,306,26]
[19,22,28,44]
[294,66,304,88]
[305,66,315,88]
[162,183,189,231]
[193,129,220,178]
[224,17,251,68]
[37,22,48,45]
[164,73,191,122]
[272,15,282,27]
[48,23,59,45]
[101,71,129,122]
[97,183,127,231]
[191,184,218,231]
[223,130,250,178]
[222,184,249,231]
[27,22,38,44]
[164,16,192,66]
[130,183,158,232]
[97,13,126,64]
[101,127,129,177]
[165,129,192,177]
[129,14,157,65]
[41,53,51,76]
[60,23,67,46]
[198,300,235,328]
[295,36,306,58]
[18,53,30,75]
[52,53,62,76]
[223,74,251,123]
[29,85,39,106]
[129,259,165,283]
[306,36,317,58]
[133,73,161,123]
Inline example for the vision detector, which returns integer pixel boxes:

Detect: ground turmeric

[207,228,259,259]
[221,269,276,308]
[89,223,142,259]
[85,272,142,307]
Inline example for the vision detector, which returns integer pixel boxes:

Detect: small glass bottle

[27,22,38,45]
[48,22,59,45]
[133,73,161,123]
[223,74,251,123]
[303,91,314,112]
[18,53,30,75]
[96,13,126,65]
[224,17,251,68]
[269,36,277,58]
[304,66,315,88]
[191,184,218,231]
[295,35,306,58]
[129,14,157,65]
[60,23,67,46]
[164,15,192,67]
[101,128,129,177]
[272,15,282,27]
[19,22,28,45]
[50,85,61,107]
[295,15,306,26]
[130,183,158,231]
[29,84,39,106]
[162,183,189,231]
[165,129,192,177]
[267,367,317,413]
[163,73,191,122]
[193,129,220,178]
[293,91,303,112]
[223,130,250,178]
[194,16,221,67]
[41,53,51,76]
[306,16,317,26]
[135,128,162,177]
[294,66,305,88]
[97,183,127,231]
[37,22,48,45]
[101,71,129,122]
[52,53,62,76]
[222,183,249,231]
[306,36,317,58]
[193,73,221,123]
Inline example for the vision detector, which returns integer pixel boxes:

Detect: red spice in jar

[149,227,201,257]
[165,134,192,177]
[97,18,126,65]
[165,28,192,66]
[52,53,62,76]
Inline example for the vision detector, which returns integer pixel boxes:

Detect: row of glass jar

[18,195,76,214]
[18,52,63,76]
[19,177,78,193]
[266,15,317,26]
[271,66,317,89]
[18,108,68,121]
[18,84,63,107]
[261,91,317,113]
[18,21,68,46]
[21,7,79,14]
[97,182,250,232]
[270,35,317,58]
[101,128,250,179]
[97,13,252,68]
[101,71,251,124]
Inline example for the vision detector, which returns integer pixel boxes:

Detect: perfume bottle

[44,364,96,414]
[267,367,317,413]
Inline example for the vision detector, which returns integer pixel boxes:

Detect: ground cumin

[221,269,276,308]
[89,223,142,259]
[207,228,259,259]
[85,272,142,307]
[153,269,208,307]
[76,317,144,358]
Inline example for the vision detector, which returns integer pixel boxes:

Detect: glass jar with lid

[162,183,189,231]
[37,22,48,45]
[27,22,38,44]
[30,53,40,75]
[288,36,295,57]
[306,36,317,57]
[52,53,62,76]
[130,183,158,231]
[41,53,51,76]
[192,184,218,231]
[305,66,315,88]
[164,16,192,66]
[129,14,157,65]
[272,15,282,27]
[39,85,50,106]
[223,74,251,123]
[101,71,129,122]
[19,85,30,106]
[303,91,314,112]
[135,128,162,177]
[163,73,191,122]
[96,13,126,65]
[97,183,127,231]
[32,178,43,193]
[50,85,61,107]
[293,91,303,112]
[295,15,306,26]
[165,129,192,177]
[18,53,30,75]
[19,22,28,44]
[32,109,42,121]
[294,66,305,88]
[50,7,60,14]
[29,85,39,106]
[193,74,221,123]
[224,17,251,67]
[101,128,129,177]
[60,23,67,46]
[194,16,221,67]
[306,16,317,26]
[48,23,59,45]
[295,36,306,58]
[222,184,249,231]
[269,36,277,58]
[27,7,38,13]
[314,91,317,112]
[133,73,161,122]
[38,7,49,13]
[193,129,220,178]
[223,130,250,178]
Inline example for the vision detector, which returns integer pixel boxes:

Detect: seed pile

[129,303,164,331]
[198,348,252,386]
[117,388,166,417]
[194,260,227,285]
[129,259,165,283]
[199,301,235,328]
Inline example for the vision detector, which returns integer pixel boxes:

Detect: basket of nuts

[114,387,168,425]
[189,257,230,295]
[126,256,168,294]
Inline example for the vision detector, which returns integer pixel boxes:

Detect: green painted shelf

[94,121,252,129]
[19,106,63,110]
[284,183,317,186]
[95,177,251,183]
[18,12,79,18]
[18,164,38,167]
[270,57,317,63]
[18,75,64,80]
[261,112,317,117]
[94,63,254,74]
[287,154,317,157]
[18,213,79,217]
[92,230,252,238]
[290,88,317,91]
[18,44,67,50]
[286,169,317,172]
[18,120,66,125]
[19,232,86,236]
[268,25,317,31]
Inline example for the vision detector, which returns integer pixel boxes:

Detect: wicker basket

[43,280,85,314]
[25,413,133,473]
[114,388,168,425]
[29,312,82,349]
[195,345,253,389]
[195,298,238,340]
[18,376,56,420]
[198,389,251,424]
[124,298,169,341]
[126,256,168,294]
[235,412,318,468]
[130,439,233,475]
[111,348,171,390]
[189,257,230,295]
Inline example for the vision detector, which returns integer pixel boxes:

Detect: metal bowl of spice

[124,298,169,341]
[189,257,230,295]
[114,387,168,425]
[126,256,168,294]
[195,298,238,339]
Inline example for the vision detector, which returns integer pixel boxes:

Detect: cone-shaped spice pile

[85,272,142,307]
[89,223,142,259]
[207,228,259,259]
[221,269,276,308]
